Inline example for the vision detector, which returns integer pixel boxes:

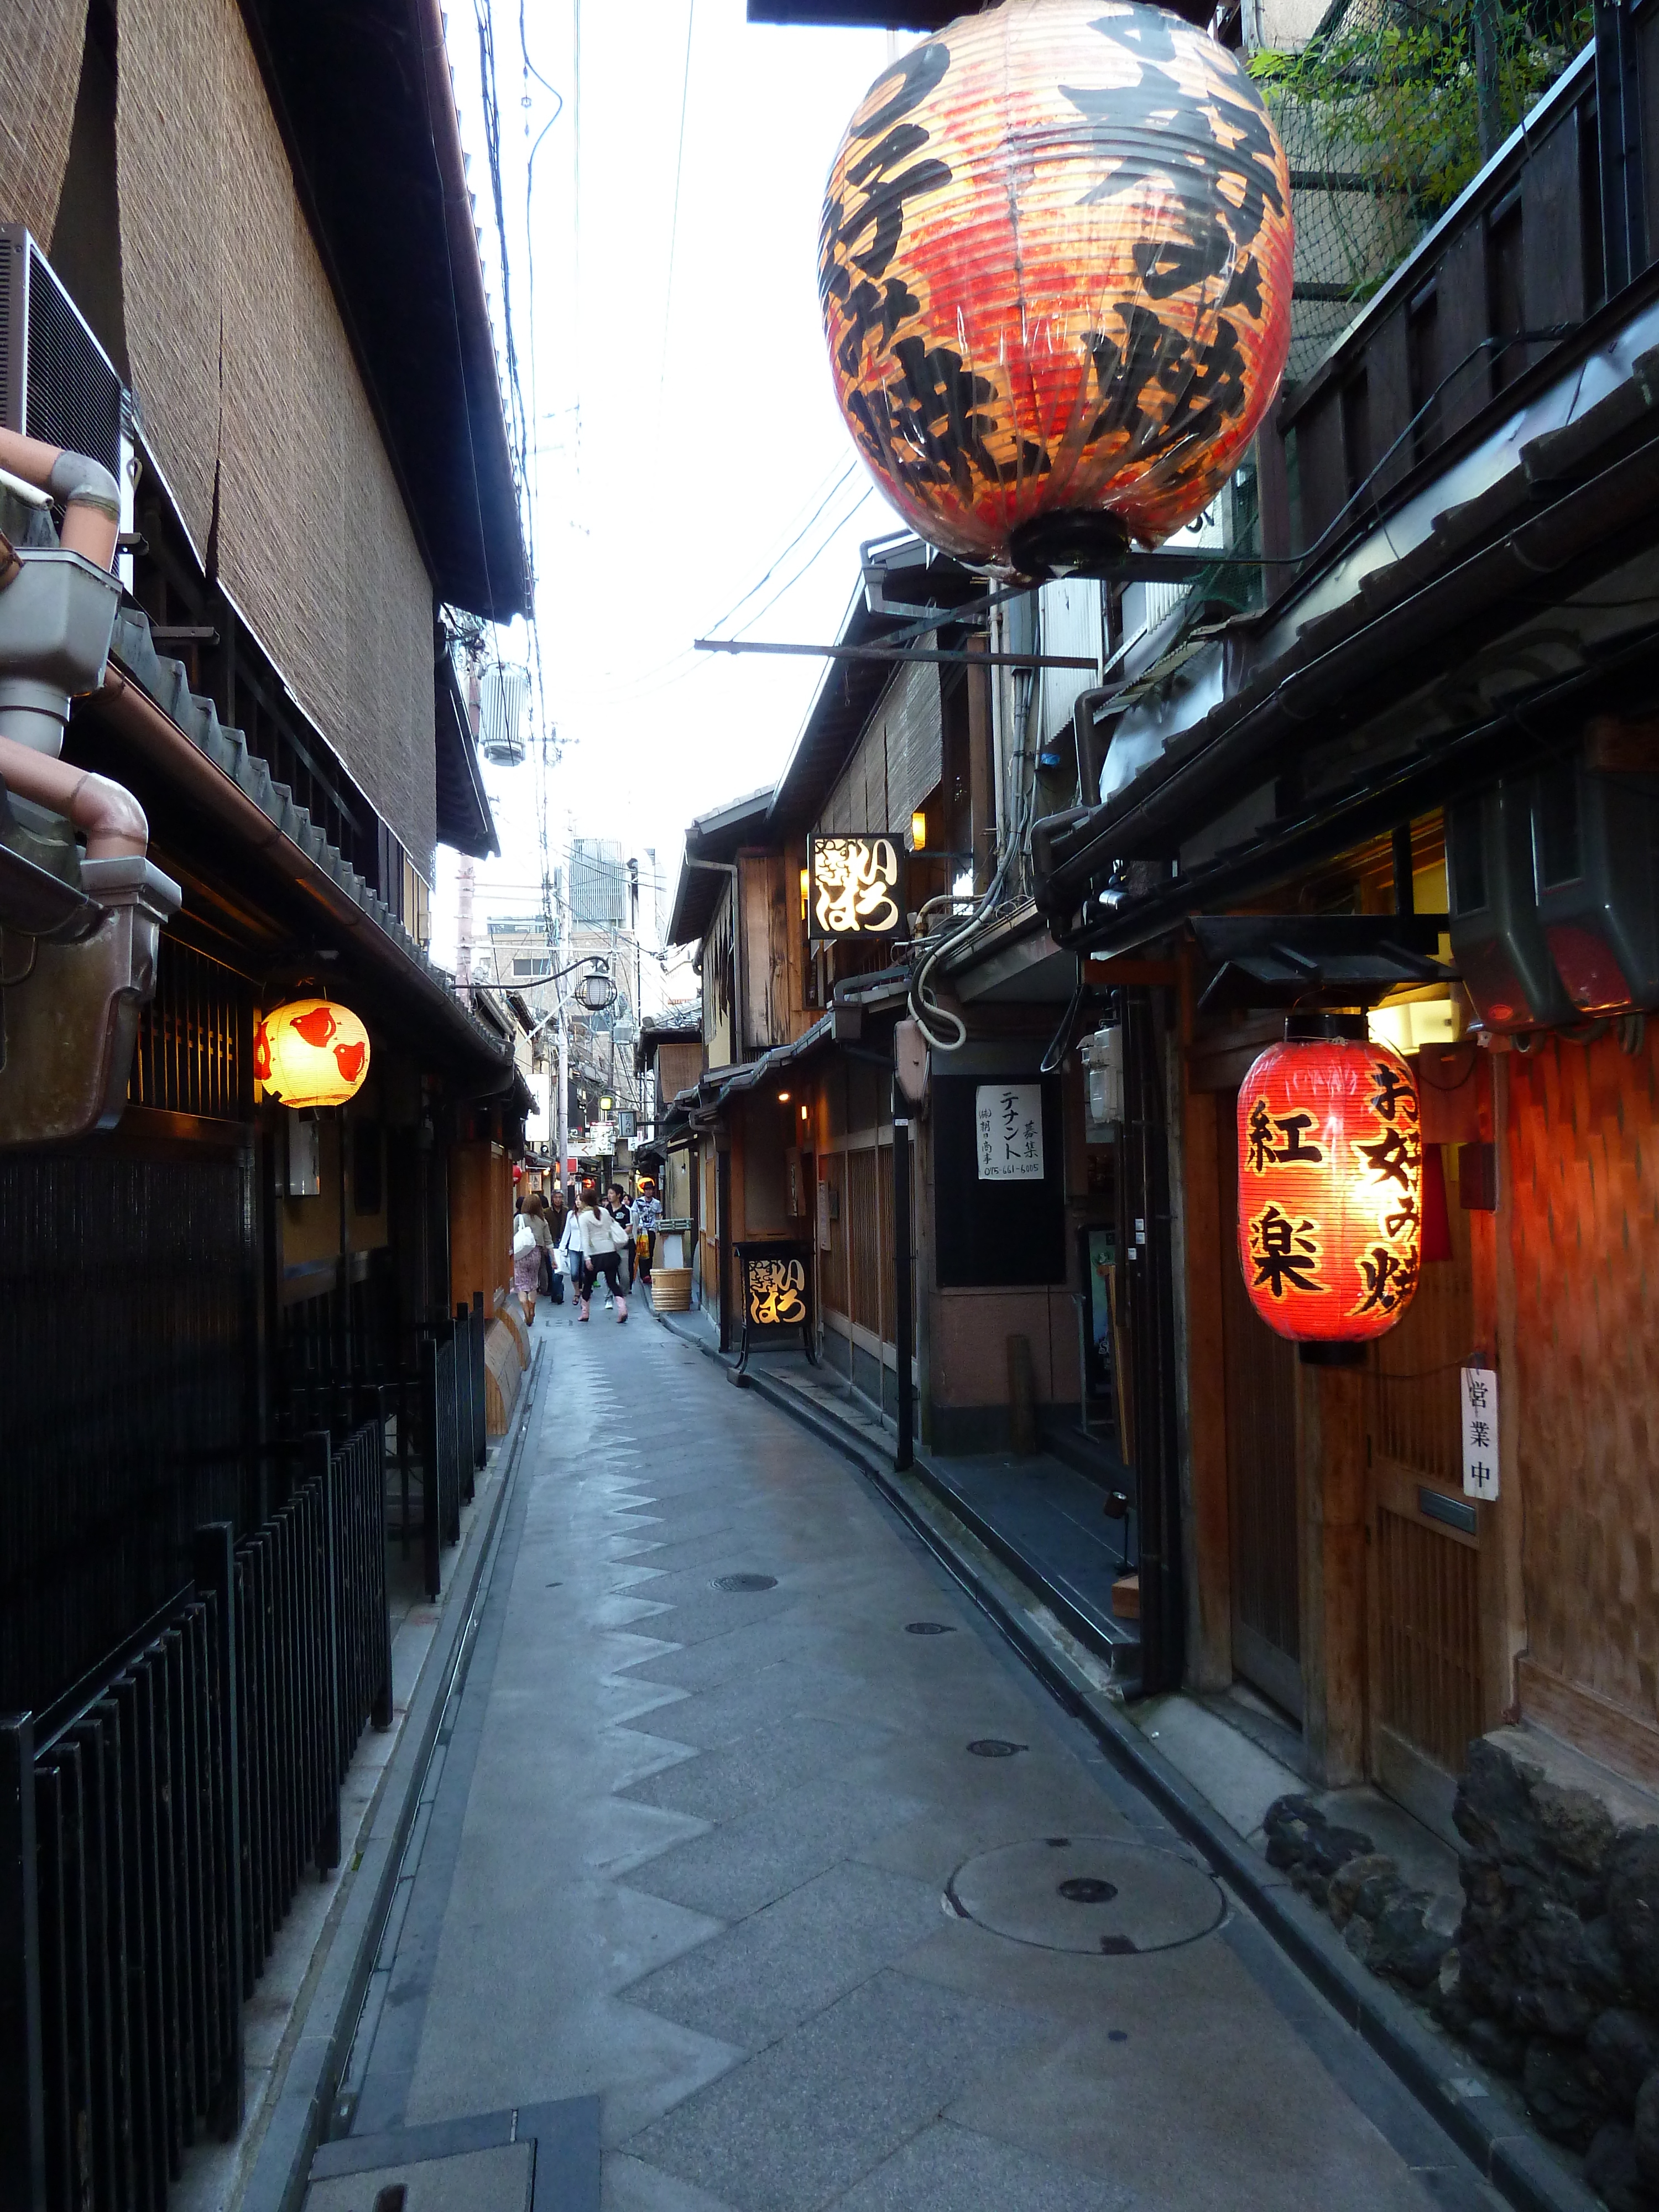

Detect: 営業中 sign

[1461,1365,1499,1499]
[976,1083,1044,1182]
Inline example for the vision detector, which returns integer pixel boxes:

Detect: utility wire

[659,1,696,393]
[702,461,858,635]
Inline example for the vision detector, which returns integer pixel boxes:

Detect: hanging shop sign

[255,997,371,1109]
[1461,1366,1499,1499]
[977,1082,1045,1182]
[809,834,906,942]
[820,0,1293,572]
[1236,1022,1421,1348]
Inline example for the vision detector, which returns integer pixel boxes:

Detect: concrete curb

[675,1325,1599,2212]
[239,1340,546,2212]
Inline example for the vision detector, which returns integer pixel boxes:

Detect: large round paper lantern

[255,998,371,1109]
[820,0,1293,571]
[1236,1023,1422,1348]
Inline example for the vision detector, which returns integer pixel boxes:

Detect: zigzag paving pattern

[346,1306,1509,2211]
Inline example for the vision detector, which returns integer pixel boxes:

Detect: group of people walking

[511,1177,662,1327]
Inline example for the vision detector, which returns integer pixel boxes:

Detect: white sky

[437,2,905,1049]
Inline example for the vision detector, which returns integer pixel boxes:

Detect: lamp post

[524,960,617,1192]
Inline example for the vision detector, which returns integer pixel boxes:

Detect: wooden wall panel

[1508,1030,1659,1749]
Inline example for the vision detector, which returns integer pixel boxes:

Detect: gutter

[89,662,515,1088]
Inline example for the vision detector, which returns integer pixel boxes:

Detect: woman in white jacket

[574,1193,630,1322]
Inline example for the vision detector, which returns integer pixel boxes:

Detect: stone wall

[1266,1728,1659,2211]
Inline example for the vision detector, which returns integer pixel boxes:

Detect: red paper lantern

[1236,1022,1421,1348]
[255,997,371,1109]
[820,0,1293,571]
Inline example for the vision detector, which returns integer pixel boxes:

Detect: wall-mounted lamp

[799,866,809,921]
[799,1103,808,1121]
[911,810,926,849]
[777,1089,791,1104]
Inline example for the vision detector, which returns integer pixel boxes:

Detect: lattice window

[1378,1506,1483,1774]
[128,937,249,1119]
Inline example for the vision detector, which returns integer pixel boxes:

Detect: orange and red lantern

[255,997,371,1109]
[1236,1021,1421,1350]
[820,0,1293,572]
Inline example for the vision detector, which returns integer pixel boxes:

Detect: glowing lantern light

[820,0,1293,573]
[1236,1019,1421,1353]
[255,997,372,1109]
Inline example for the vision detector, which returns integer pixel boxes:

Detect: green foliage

[1250,0,1591,217]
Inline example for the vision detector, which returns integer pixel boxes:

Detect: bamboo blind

[117,0,437,873]
[0,0,86,249]
[1509,1030,1659,1730]
[820,661,942,837]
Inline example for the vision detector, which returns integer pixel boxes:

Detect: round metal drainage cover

[713,1573,777,1592]
[946,1836,1223,1955]
[966,1739,1026,1758]
[905,1621,956,1636]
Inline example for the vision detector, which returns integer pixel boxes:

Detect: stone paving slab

[335,1306,1511,2212]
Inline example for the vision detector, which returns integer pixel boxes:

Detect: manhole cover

[905,1621,956,1635]
[966,1738,1026,1758]
[946,1836,1224,1955]
[713,1573,777,1592]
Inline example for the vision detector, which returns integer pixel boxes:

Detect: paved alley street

[331,1309,1507,2212]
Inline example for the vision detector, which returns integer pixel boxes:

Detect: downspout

[0,733,147,858]
[0,427,121,569]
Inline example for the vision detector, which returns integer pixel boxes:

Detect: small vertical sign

[1461,1365,1499,1499]
[975,1082,1045,1182]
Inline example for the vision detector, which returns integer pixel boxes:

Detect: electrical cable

[702,462,860,637]
[659,1,696,393]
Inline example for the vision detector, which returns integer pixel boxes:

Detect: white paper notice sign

[977,1083,1044,1182]
[1461,1366,1499,1500]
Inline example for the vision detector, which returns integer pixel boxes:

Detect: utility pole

[554,863,569,1195]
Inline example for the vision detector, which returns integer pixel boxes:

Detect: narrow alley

[318,1312,1505,2211]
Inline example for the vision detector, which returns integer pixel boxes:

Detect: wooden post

[1180,1083,1232,1692]
[1298,1359,1369,1785]
[1476,1057,1526,1727]
[1008,1335,1038,1456]
[0,1714,45,2212]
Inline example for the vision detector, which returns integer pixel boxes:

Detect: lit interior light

[911,810,926,849]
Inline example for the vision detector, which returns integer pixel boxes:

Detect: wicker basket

[650,1267,693,1313]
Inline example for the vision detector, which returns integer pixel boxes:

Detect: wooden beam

[1084,956,1180,987]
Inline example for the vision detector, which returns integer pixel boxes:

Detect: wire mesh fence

[1254,0,1593,378]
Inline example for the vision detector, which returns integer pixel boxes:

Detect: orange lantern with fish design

[820,0,1293,572]
[255,998,371,1109]
[1237,1020,1422,1352]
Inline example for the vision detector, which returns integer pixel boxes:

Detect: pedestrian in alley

[632,1176,661,1288]
[511,1191,552,1326]
[607,1182,635,1294]
[556,1196,586,1313]
[574,1189,630,1322]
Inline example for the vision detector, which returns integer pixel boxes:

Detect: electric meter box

[1532,757,1659,1015]
[1081,1024,1124,1133]
[1447,780,1573,1034]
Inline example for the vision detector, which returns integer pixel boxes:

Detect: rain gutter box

[0,548,122,698]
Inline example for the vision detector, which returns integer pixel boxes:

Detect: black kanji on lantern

[1249,1203,1323,1298]
[1369,1061,1418,1124]
[1357,1244,1418,1314]
[1357,1124,1420,1191]
[1245,1097,1325,1172]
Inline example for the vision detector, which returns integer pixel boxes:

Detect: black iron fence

[1,1416,393,2212]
